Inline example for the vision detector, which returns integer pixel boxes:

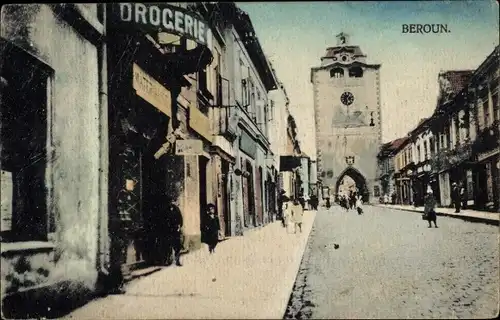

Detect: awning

[280,155,301,172]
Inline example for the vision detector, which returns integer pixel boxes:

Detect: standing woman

[355,195,363,215]
[291,198,304,233]
[203,204,221,254]
[423,190,438,228]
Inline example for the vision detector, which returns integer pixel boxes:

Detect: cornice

[311,61,381,72]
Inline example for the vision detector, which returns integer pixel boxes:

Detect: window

[423,141,428,160]
[483,99,490,128]
[326,170,333,178]
[348,67,363,78]
[493,93,499,123]
[330,68,344,78]
[1,42,52,242]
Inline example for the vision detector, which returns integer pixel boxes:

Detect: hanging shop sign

[175,139,204,156]
[133,63,171,117]
[113,3,212,49]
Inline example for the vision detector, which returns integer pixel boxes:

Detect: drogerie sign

[116,3,211,48]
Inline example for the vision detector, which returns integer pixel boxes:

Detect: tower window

[330,68,344,78]
[326,170,334,178]
[349,67,363,78]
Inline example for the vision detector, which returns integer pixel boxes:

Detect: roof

[437,70,474,105]
[389,137,408,151]
[322,45,366,59]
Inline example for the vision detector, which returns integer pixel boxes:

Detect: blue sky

[237,1,499,158]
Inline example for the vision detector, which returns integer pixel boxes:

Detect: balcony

[432,142,473,172]
[472,120,500,156]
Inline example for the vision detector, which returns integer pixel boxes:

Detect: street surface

[285,206,499,319]
[64,212,316,319]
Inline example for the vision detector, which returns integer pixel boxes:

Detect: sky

[237,0,499,159]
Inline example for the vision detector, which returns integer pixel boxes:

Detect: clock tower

[310,32,382,203]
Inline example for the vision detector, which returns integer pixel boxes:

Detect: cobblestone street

[285,206,499,319]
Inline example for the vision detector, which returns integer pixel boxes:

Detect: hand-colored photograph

[1,1,499,319]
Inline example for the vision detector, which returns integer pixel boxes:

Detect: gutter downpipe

[96,3,110,289]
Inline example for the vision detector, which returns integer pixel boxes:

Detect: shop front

[106,2,213,287]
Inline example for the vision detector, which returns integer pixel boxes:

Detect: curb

[375,205,499,226]
[268,211,317,319]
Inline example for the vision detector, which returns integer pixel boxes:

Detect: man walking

[165,200,184,266]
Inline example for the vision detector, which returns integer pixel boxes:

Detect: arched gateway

[335,167,369,203]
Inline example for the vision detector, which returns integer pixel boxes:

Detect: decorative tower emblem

[337,32,349,46]
[346,156,355,166]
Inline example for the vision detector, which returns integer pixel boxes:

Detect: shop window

[348,67,363,78]
[1,42,52,242]
[330,68,344,78]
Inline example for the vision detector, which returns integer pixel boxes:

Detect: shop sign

[132,64,171,116]
[175,139,204,156]
[1,170,12,231]
[189,106,212,141]
[239,130,257,159]
[114,3,212,49]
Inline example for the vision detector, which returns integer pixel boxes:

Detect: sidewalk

[376,204,499,225]
[64,211,317,320]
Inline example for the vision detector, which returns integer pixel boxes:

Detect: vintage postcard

[0,1,499,319]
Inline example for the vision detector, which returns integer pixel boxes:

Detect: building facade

[376,138,406,203]
[311,32,382,203]
[1,4,109,317]
[431,47,499,212]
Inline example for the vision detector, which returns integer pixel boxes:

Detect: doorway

[222,161,231,236]
[199,156,209,221]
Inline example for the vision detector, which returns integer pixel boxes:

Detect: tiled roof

[390,137,408,151]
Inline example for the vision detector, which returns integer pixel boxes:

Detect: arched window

[330,68,344,78]
[348,66,363,78]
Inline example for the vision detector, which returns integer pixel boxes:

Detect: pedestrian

[278,190,287,227]
[356,195,363,215]
[325,196,331,209]
[423,190,438,228]
[165,200,184,266]
[460,182,467,210]
[451,182,461,213]
[291,198,304,233]
[202,204,221,254]
[284,196,294,233]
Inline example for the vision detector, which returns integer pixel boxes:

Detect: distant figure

[460,182,467,210]
[165,201,184,266]
[283,196,293,233]
[291,198,304,233]
[451,182,461,213]
[202,204,221,254]
[384,194,389,204]
[325,197,331,209]
[356,195,363,215]
[278,190,287,227]
[310,194,318,210]
[424,190,438,228]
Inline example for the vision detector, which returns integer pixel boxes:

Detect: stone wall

[1,4,105,298]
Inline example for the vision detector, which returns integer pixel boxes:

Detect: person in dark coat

[203,204,221,254]
[424,190,438,228]
[278,190,287,227]
[165,201,184,266]
[451,182,461,213]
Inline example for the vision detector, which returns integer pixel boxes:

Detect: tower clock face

[340,91,354,106]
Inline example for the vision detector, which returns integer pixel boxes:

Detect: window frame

[0,39,55,243]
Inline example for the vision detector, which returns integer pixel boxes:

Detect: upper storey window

[348,67,363,78]
[330,68,344,78]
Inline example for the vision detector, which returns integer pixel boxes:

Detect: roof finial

[337,32,349,46]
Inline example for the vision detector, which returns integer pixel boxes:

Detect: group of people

[280,196,305,233]
[336,191,363,215]
[150,201,223,268]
